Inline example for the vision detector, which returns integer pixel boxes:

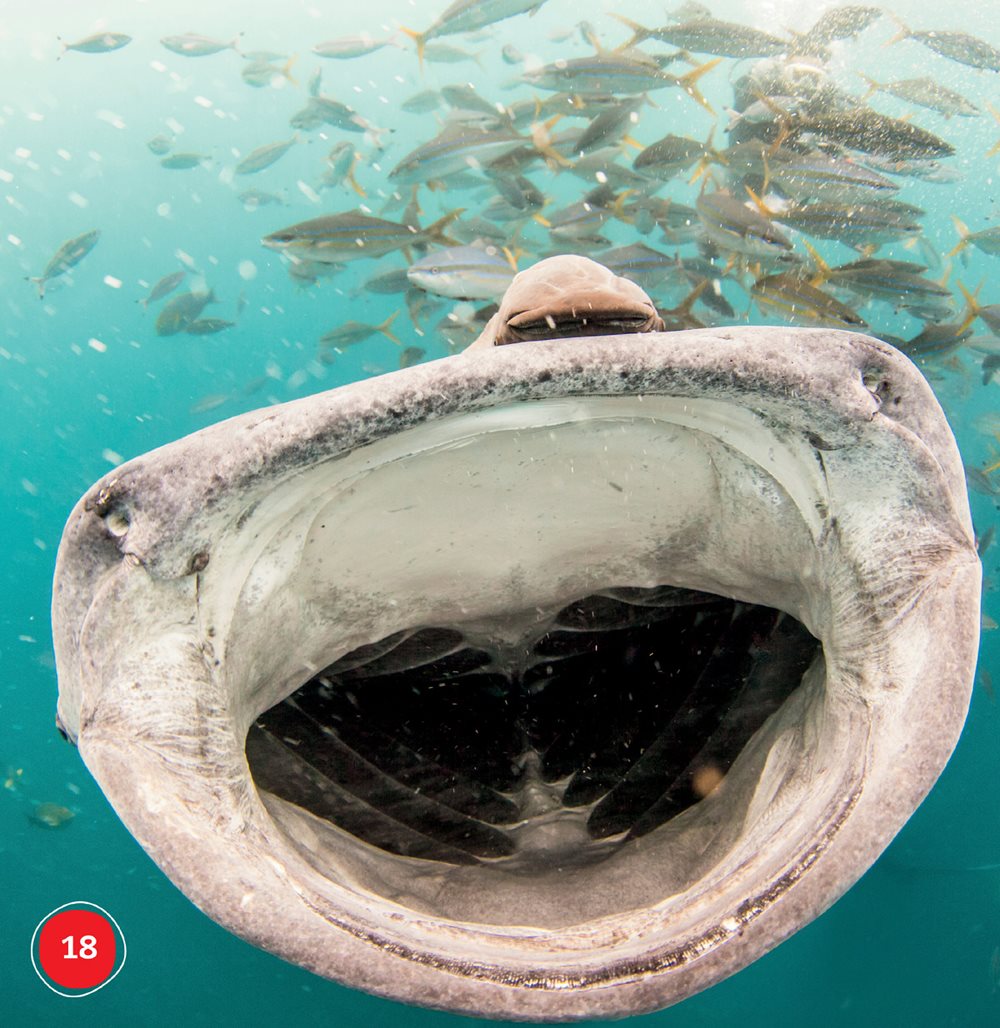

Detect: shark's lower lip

[52,328,979,1021]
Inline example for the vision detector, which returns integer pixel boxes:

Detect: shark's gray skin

[52,256,980,1021]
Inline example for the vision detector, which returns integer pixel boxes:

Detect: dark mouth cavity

[501,309,654,343]
[246,585,820,869]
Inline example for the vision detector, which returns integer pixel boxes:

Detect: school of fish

[32,3,1000,512]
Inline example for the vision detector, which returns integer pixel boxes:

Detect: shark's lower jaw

[52,329,979,1021]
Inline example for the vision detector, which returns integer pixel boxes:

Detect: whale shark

[52,256,980,1020]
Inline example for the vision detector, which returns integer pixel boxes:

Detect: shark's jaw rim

[52,329,980,1021]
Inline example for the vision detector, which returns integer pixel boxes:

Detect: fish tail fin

[611,188,636,220]
[27,276,45,299]
[883,14,911,47]
[378,311,402,346]
[956,305,978,340]
[609,13,650,47]
[946,216,970,257]
[531,212,552,227]
[687,156,714,186]
[581,24,605,54]
[801,240,831,285]
[666,279,709,326]
[532,114,573,167]
[955,279,982,321]
[423,208,465,247]
[231,32,245,57]
[744,184,775,218]
[859,73,881,100]
[399,27,426,70]
[282,55,299,87]
[501,246,519,273]
[677,58,722,115]
[346,163,366,198]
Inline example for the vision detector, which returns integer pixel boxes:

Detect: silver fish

[313,34,394,59]
[261,209,463,264]
[235,138,297,176]
[58,32,131,55]
[138,270,186,309]
[406,243,515,300]
[29,229,100,298]
[160,33,242,57]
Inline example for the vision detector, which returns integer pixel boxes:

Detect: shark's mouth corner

[52,327,980,1021]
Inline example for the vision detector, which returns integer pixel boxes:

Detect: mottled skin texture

[51,256,979,1021]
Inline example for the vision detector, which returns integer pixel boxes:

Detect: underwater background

[2,0,998,1023]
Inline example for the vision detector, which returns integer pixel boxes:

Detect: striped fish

[752,273,867,328]
[523,54,721,112]
[389,124,529,185]
[261,209,463,264]
[406,243,515,300]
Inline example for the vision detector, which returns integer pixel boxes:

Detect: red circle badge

[31,902,126,997]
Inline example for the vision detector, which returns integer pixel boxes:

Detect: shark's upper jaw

[52,328,979,1022]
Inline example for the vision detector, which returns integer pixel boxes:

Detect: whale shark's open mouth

[52,327,979,1021]
[248,587,819,872]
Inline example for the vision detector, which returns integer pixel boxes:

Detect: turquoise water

[3,0,999,1023]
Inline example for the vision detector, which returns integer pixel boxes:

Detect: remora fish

[28,229,100,298]
[261,209,463,263]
